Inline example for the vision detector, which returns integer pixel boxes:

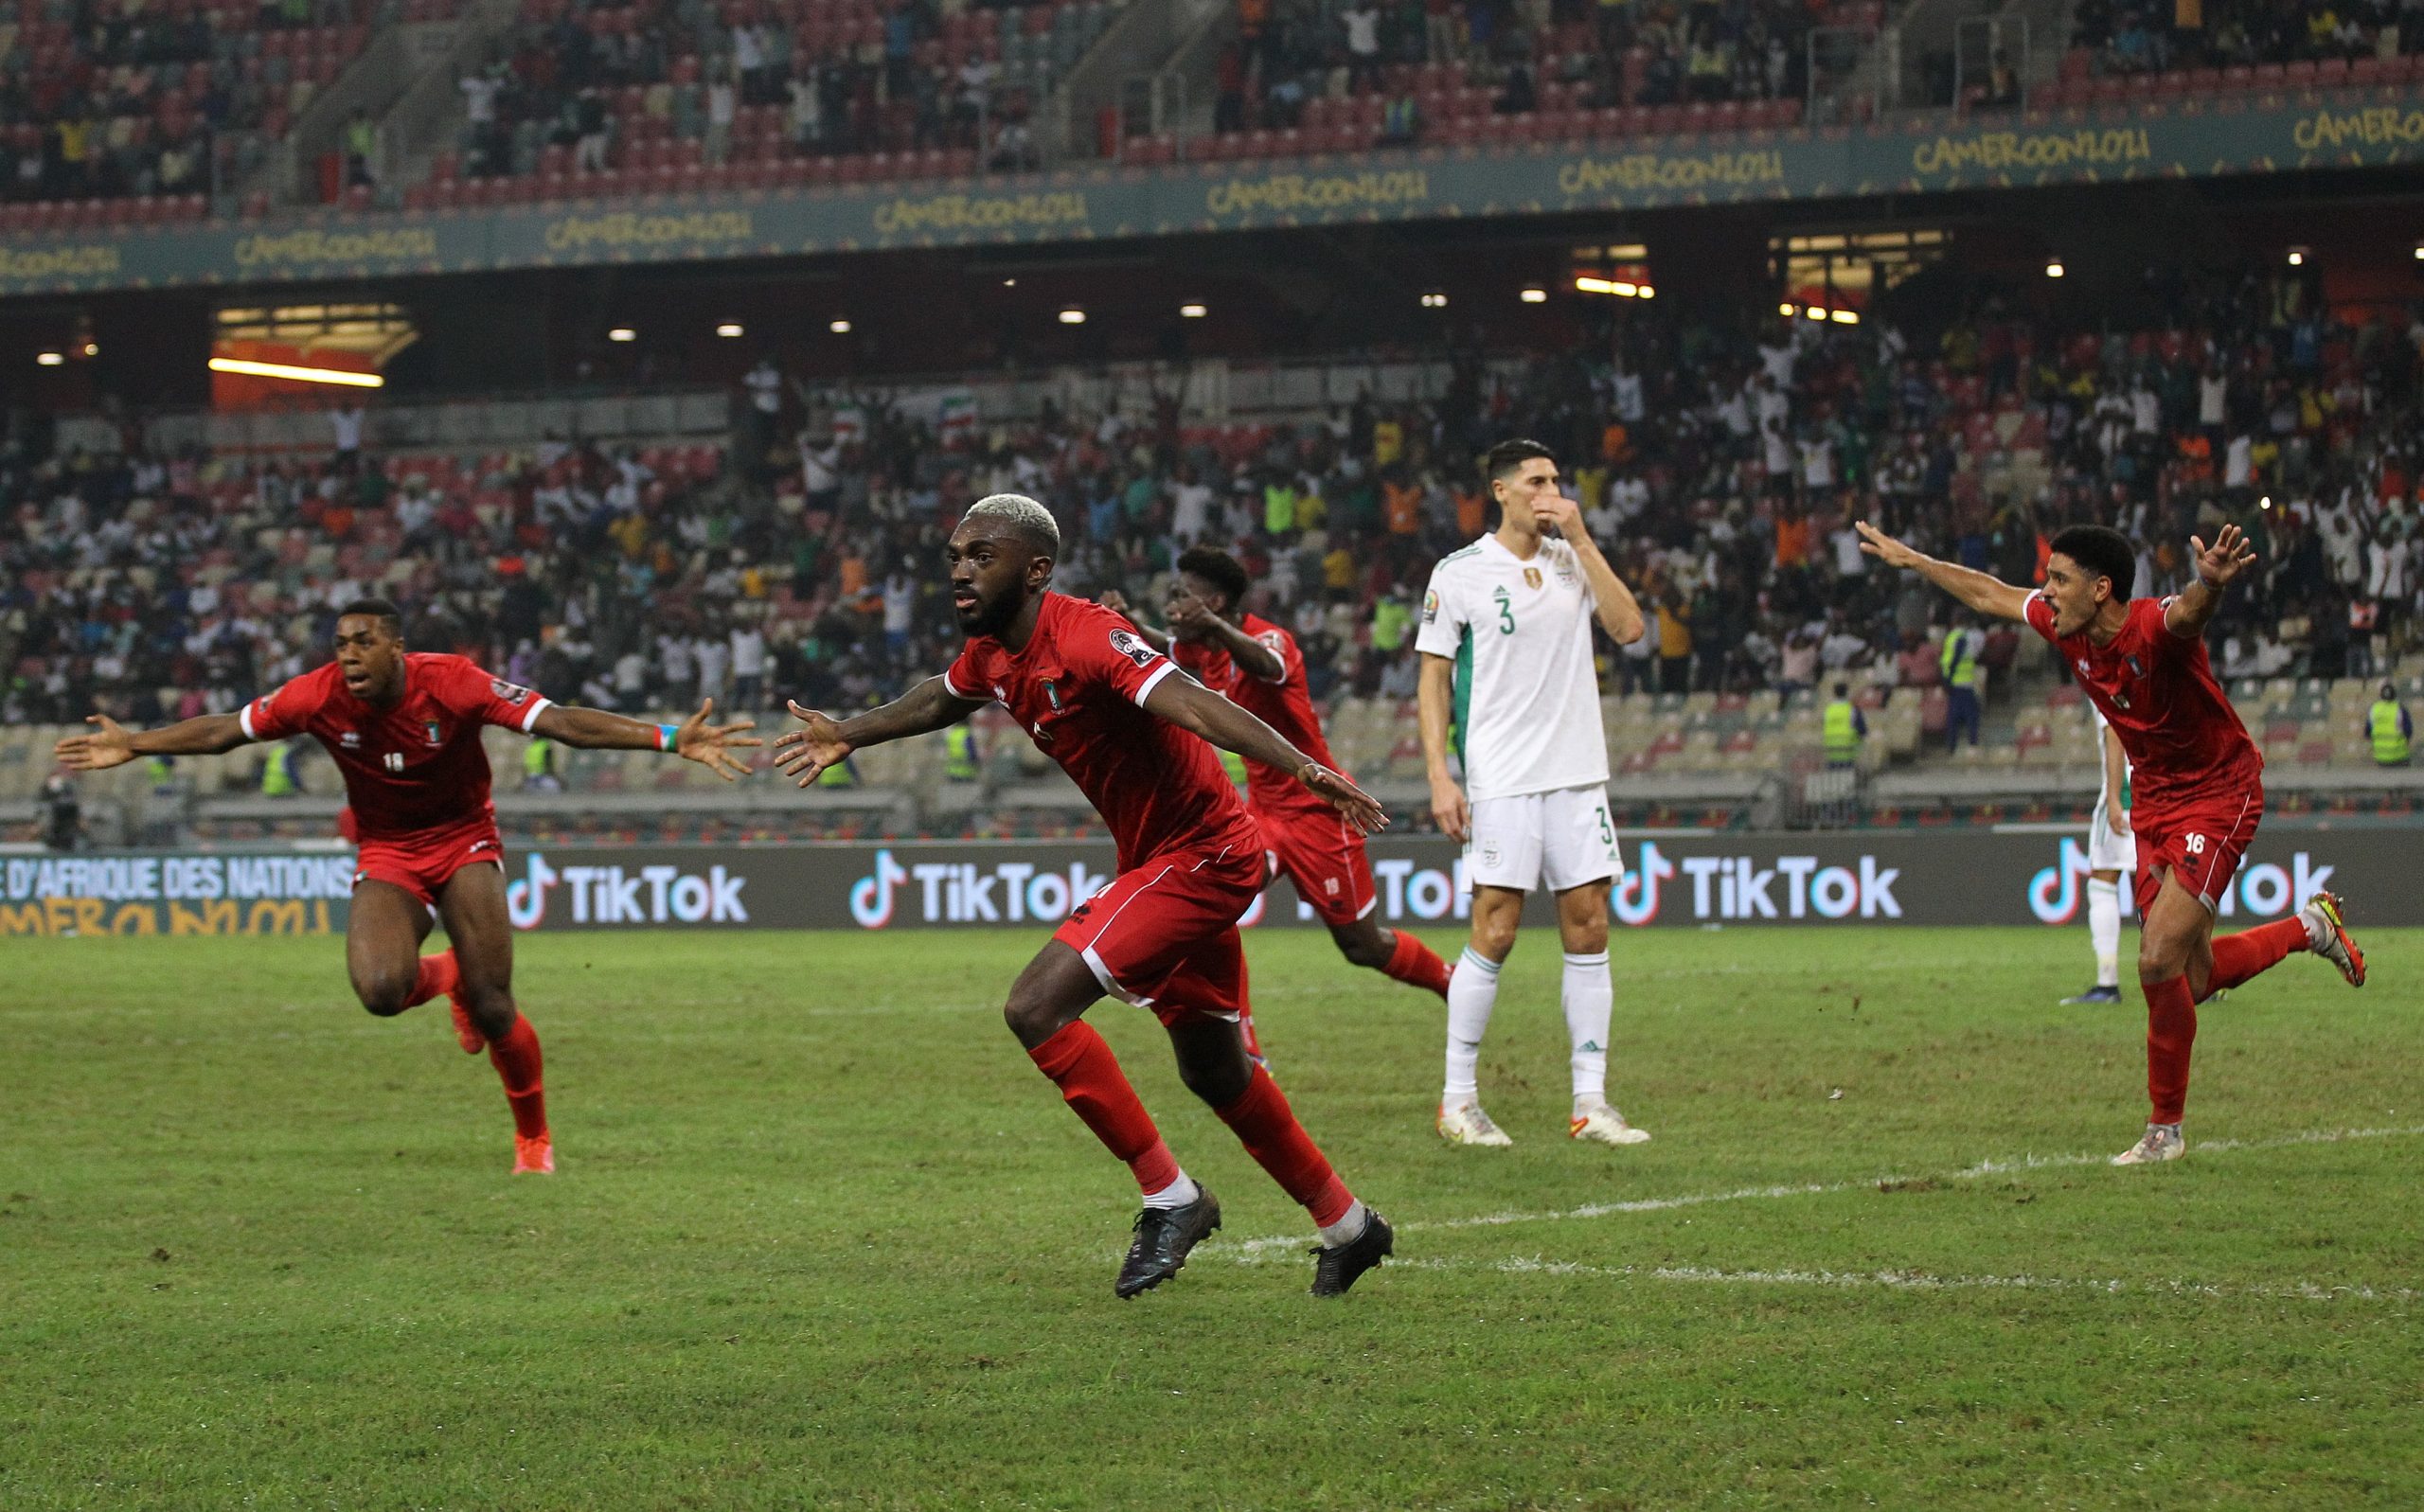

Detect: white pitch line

[1209,1123,2424,1258]
[1239,1253,2419,1304]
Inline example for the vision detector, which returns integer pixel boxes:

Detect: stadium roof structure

[1,87,2420,298]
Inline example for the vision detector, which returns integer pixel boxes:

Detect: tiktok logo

[1612,840,1675,927]
[850,848,912,928]
[508,851,560,931]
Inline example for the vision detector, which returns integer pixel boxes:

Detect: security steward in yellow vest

[2367,684,2412,767]
[1822,682,1868,769]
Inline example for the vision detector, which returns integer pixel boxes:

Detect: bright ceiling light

[607,327,636,343]
[715,322,744,338]
[2044,258,2065,278]
[35,351,62,366]
[1058,307,1086,325]
[206,356,383,387]
[829,318,852,334]
[1520,287,1546,304]
[1180,303,1207,318]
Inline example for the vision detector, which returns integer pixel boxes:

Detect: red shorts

[1260,807,1377,927]
[352,819,507,907]
[1054,839,1264,1031]
[2132,786,2262,917]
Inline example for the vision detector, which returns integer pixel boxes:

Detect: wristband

[657,723,680,752]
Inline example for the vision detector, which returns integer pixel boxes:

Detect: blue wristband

[658,723,680,752]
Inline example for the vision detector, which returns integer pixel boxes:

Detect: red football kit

[947,593,1267,1024]
[243,653,552,903]
[2025,593,2264,916]
[1173,614,1377,927]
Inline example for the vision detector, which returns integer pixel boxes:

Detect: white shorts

[2088,796,2136,875]
[1464,784,1622,895]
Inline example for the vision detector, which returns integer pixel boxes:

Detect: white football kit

[1416,533,1617,892]
[2088,703,2137,875]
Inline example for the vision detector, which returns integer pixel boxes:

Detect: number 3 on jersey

[1492,586,1514,634]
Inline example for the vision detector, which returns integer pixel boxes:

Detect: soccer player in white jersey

[2061,703,2136,1005]
[1415,438,1651,1147]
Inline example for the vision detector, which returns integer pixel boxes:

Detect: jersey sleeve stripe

[942,667,981,700]
[519,697,552,734]
[238,703,258,740]
[1130,661,1177,707]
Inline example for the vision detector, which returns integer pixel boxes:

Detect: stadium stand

[406,0,1114,205]
[7,261,2423,842]
[2039,0,2424,108]
[0,0,442,227]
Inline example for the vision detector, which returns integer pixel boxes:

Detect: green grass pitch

[4,926,2419,1509]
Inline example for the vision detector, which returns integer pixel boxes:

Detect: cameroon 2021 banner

[3,89,2423,295]
[5,826,2414,935]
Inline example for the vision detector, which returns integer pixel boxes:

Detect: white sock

[1562,950,1613,1110]
[2088,878,2121,987]
[1140,1171,1200,1210]
[1443,946,1503,1101]
[1317,1198,1370,1247]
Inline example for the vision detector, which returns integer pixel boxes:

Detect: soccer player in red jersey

[1101,547,1453,1003]
[1855,522,2367,1165]
[54,598,760,1175]
[775,496,1397,1298]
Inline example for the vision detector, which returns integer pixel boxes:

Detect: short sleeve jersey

[1414,534,1612,802]
[946,593,1261,870]
[2025,594,2258,817]
[1171,613,1344,822]
[241,653,551,840]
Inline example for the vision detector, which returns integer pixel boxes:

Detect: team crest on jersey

[2125,655,2144,678]
[1107,629,1157,668]
[423,719,443,746]
[1524,567,1542,590]
[490,678,534,705]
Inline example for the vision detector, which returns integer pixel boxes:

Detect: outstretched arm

[56,712,248,770]
[1141,670,1385,834]
[533,699,761,781]
[2164,522,2256,640]
[772,675,986,787]
[1854,521,2035,624]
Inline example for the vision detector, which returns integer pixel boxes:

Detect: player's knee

[1002,992,1062,1045]
[353,970,415,1018]
[1176,1053,1250,1108]
[1339,927,1393,969]
[460,981,516,1039]
[1470,918,1518,962]
[2137,934,2187,981]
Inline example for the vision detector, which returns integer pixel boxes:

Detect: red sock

[1214,1064,1354,1227]
[405,949,458,1007]
[487,1013,548,1140]
[2206,916,2308,995]
[1380,929,1452,997]
[2142,974,2198,1125]
[1027,1022,1181,1196]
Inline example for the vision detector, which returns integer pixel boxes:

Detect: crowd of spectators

[0,0,389,210]
[2069,0,2423,77]
[451,0,1089,187]
[8,261,2424,746]
[1216,0,1841,137]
